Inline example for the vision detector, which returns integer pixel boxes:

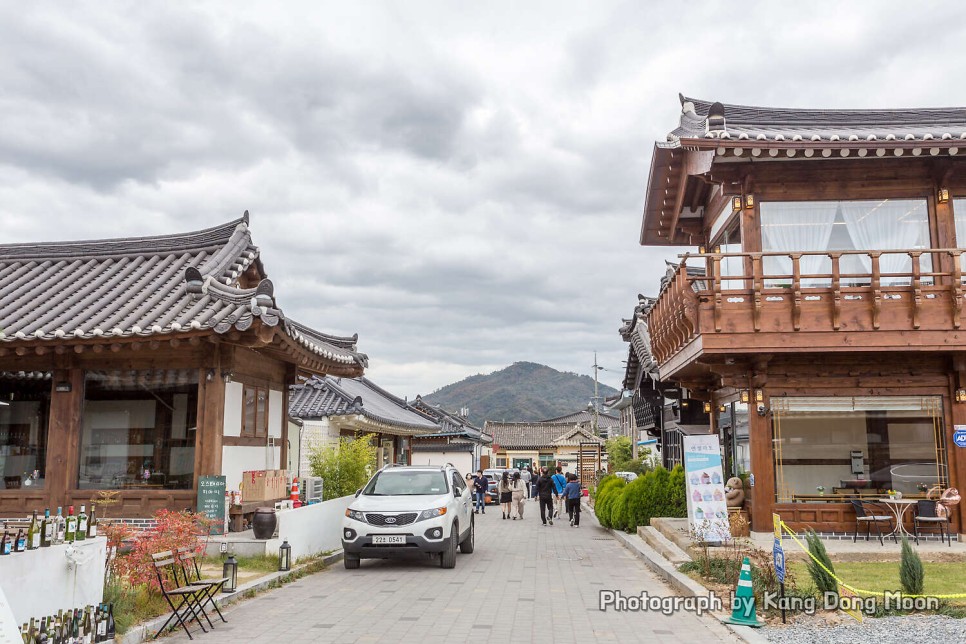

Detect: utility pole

[592,352,601,437]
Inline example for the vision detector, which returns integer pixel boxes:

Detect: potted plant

[816,485,825,497]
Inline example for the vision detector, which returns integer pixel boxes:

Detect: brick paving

[165,502,740,643]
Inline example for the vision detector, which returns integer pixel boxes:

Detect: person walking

[536,467,556,525]
[471,469,487,514]
[529,465,538,500]
[520,466,532,500]
[498,471,512,519]
[551,466,567,519]
[564,473,582,527]
[509,471,527,519]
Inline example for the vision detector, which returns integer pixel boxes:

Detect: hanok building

[287,376,440,475]
[639,95,966,536]
[539,410,621,439]
[409,396,493,474]
[484,420,605,477]
[0,214,366,518]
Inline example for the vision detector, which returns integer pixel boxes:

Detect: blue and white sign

[773,539,786,583]
[953,426,966,448]
[683,434,730,543]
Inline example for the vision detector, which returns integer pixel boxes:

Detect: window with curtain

[760,199,931,287]
[0,373,50,490]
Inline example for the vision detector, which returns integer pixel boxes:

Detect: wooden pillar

[194,346,225,493]
[45,368,84,512]
[933,190,956,285]
[947,369,966,536]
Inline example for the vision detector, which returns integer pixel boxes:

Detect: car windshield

[363,470,449,496]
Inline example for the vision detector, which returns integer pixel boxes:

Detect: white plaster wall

[0,537,105,623]
[265,494,354,561]
[222,445,281,490]
[223,381,244,437]
[268,389,283,438]
[411,452,473,477]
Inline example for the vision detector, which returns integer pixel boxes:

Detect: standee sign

[683,434,730,542]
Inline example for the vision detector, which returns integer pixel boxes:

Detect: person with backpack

[551,466,567,519]
[564,473,582,527]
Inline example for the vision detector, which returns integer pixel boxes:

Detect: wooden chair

[913,500,951,547]
[177,546,229,624]
[151,551,210,640]
[850,500,896,545]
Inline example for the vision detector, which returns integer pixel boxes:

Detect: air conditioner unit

[300,476,324,504]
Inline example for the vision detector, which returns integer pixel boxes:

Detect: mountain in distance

[420,361,619,428]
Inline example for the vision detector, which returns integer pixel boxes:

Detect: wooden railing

[647,249,966,366]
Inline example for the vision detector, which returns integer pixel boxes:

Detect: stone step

[639,525,692,564]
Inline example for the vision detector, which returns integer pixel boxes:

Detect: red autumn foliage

[111,509,217,591]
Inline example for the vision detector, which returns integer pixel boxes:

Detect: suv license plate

[372,535,406,545]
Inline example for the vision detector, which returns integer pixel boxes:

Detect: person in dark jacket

[564,473,582,526]
[535,467,556,525]
[472,469,487,514]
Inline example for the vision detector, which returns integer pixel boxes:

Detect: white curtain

[761,202,837,287]
[840,200,929,285]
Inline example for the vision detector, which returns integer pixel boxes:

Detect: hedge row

[594,465,687,532]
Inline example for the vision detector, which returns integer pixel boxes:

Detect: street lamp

[222,555,238,593]
[278,540,292,572]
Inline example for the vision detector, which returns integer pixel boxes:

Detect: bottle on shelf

[54,507,66,544]
[87,503,97,539]
[41,508,53,548]
[76,505,88,542]
[65,506,76,543]
[14,527,26,553]
[38,616,48,644]
[96,604,107,642]
[27,510,40,550]
[1,528,10,555]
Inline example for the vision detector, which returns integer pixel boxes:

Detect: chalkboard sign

[197,475,227,535]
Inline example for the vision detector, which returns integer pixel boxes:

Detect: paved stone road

[167,502,740,643]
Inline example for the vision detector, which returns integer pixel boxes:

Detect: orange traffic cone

[290,477,302,508]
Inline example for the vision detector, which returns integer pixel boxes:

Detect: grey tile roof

[409,396,492,444]
[484,421,604,450]
[668,95,966,145]
[0,213,366,373]
[289,375,440,433]
[539,410,620,429]
[412,441,475,453]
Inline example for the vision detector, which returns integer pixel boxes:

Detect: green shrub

[804,529,837,598]
[594,475,625,528]
[667,465,687,516]
[899,537,925,595]
[308,433,377,500]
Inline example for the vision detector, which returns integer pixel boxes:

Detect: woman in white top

[509,471,527,520]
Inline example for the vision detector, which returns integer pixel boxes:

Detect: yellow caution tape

[778,520,966,600]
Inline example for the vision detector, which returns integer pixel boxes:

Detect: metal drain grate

[592,537,611,541]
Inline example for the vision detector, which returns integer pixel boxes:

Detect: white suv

[341,464,475,569]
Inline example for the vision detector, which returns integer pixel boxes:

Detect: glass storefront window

[772,396,946,501]
[79,370,197,490]
[0,373,50,490]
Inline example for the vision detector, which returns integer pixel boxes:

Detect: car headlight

[345,509,366,522]
[418,507,447,521]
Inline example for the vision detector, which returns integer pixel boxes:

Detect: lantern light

[755,389,764,403]
[222,555,238,593]
[745,194,755,209]
[732,196,742,212]
[740,390,749,404]
[703,402,712,414]
[279,539,292,572]
[956,389,966,404]
[938,188,950,204]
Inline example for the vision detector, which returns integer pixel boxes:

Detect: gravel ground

[765,615,966,644]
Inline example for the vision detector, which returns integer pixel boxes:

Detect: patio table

[872,498,917,537]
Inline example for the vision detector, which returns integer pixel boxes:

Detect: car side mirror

[355,488,362,497]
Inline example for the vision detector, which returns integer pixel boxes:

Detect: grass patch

[787,560,966,601]
[202,553,280,574]
[104,582,170,635]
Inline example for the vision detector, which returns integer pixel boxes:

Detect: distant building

[409,396,492,475]
[484,420,604,476]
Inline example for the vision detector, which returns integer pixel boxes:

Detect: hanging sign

[683,434,731,542]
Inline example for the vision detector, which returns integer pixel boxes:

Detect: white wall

[0,537,105,623]
[222,445,281,490]
[411,452,473,477]
[223,381,243,437]
[266,494,354,561]
[268,389,283,438]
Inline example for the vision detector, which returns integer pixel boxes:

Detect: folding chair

[850,499,896,545]
[914,500,951,546]
[151,551,210,640]
[177,546,229,624]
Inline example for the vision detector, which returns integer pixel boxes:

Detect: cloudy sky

[2,1,964,398]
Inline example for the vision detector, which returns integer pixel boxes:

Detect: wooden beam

[45,368,84,512]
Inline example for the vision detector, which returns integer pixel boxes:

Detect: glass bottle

[41,508,53,547]
[65,506,76,543]
[87,504,97,539]
[54,507,66,544]
[76,505,87,542]
[27,510,40,550]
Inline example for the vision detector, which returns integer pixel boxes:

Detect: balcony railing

[648,248,966,366]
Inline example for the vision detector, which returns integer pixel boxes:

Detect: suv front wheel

[440,523,458,569]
